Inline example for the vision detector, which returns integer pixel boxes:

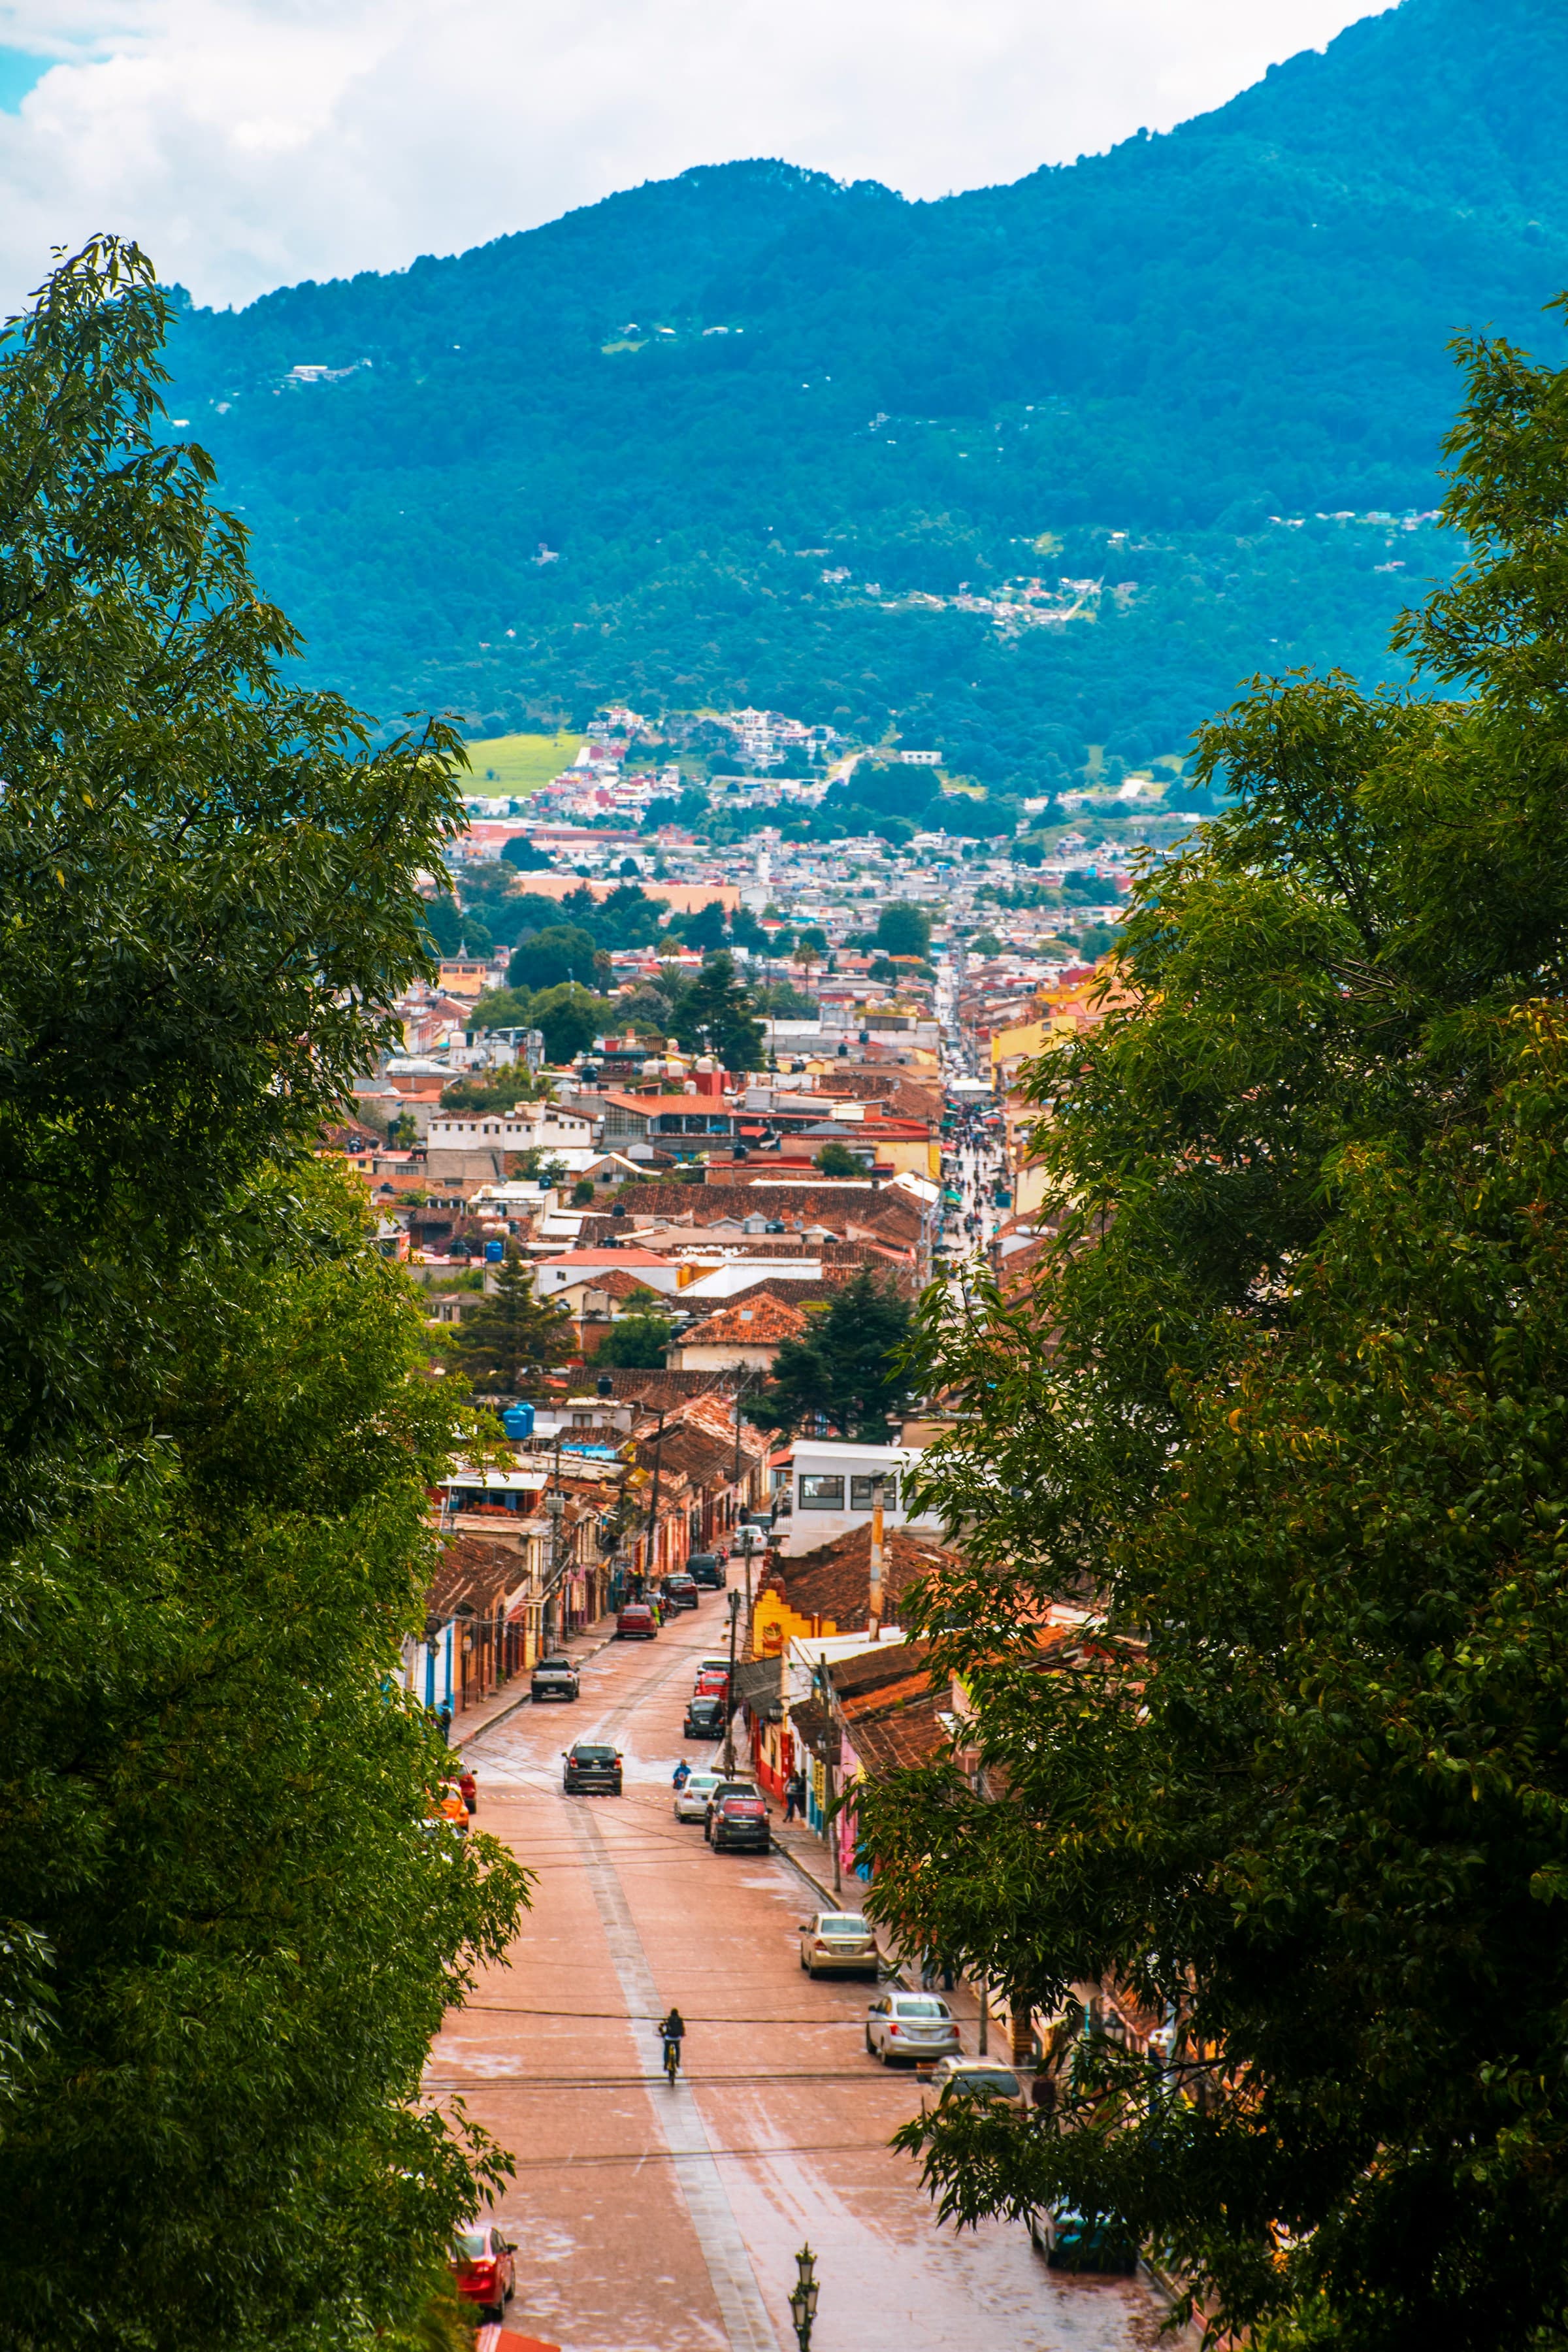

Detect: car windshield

[950,2068,1021,2097]
[453,2229,487,2258]
[821,1915,870,1935]
[539,1657,570,1669]
[688,1774,721,1791]
[573,1746,615,1762]
[894,1997,950,2017]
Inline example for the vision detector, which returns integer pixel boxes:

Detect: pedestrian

[672,1757,691,1791]
[921,1952,938,1991]
[458,1763,477,1816]
[436,1702,452,1744]
[785,1770,804,1824]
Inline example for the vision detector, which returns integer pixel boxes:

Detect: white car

[865,1992,962,2065]
[798,1910,879,1980]
[674,1769,723,1823]
[917,2057,1026,2118]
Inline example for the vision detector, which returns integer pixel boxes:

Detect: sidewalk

[446,1610,623,1749]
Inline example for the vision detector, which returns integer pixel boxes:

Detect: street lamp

[788,2244,819,2351]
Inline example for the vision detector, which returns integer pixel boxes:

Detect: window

[851,1473,898,1511]
[798,1474,844,1509]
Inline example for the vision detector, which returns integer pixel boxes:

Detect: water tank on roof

[502,1401,535,1441]
[485,1239,504,1262]
[596,1374,613,1397]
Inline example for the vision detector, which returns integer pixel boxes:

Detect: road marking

[568,1797,781,2352]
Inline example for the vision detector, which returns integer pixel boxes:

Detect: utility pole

[642,1407,666,1596]
[868,1468,885,1641]
[722,1589,742,1776]
[819,1650,841,1895]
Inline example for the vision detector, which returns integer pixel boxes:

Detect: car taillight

[888,2022,901,2036]
[469,2261,497,2289]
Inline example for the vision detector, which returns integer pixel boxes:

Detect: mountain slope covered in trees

[164,0,1568,781]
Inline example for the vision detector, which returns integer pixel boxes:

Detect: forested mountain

[163,0,1568,781]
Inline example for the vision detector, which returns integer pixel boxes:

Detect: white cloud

[0,0,1388,310]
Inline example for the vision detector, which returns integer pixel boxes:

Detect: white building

[777,1439,938,1556]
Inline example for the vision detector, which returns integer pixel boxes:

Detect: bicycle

[661,2033,681,2083]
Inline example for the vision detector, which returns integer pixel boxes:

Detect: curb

[770,1834,908,1986]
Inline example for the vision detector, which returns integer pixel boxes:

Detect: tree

[813,1141,863,1176]
[527,981,613,1064]
[448,1247,574,1396]
[590,1309,674,1369]
[669,896,729,954]
[875,902,932,957]
[0,244,528,2347]
[672,951,764,1073]
[747,1271,912,1439]
[507,921,597,990]
[501,832,555,870]
[855,313,1568,2351]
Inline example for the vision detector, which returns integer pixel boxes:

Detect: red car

[617,1601,657,1639]
[451,2220,516,2321]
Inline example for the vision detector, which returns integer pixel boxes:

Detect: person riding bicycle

[657,2006,686,2075]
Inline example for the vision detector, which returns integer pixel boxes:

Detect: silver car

[674,1769,723,1823]
[798,1910,879,1980]
[865,1992,961,2065]
[917,2057,1025,2118]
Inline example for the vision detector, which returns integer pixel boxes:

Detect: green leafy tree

[813,1141,863,1176]
[672,950,764,1072]
[506,921,597,990]
[448,1247,574,1396]
[500,833,555,870]
[590,1308,674,1369]
[527,980,613,1063]
[0,243,528,2349]
[856,313,1568,2351]
[875,902,932,957]
[747,1269,911,1439]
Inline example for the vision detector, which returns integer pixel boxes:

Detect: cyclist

[657,2006,686,2080]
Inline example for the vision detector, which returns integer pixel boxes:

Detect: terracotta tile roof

[427,1536,524,1618]
[766,1525,957,1631]
[602,1367,736,1405]
[681,1293,809,1350]
[847,1686,950,1775]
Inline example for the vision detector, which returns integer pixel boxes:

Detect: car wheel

[804,1956,815,1978]
[865,2027,875,2053]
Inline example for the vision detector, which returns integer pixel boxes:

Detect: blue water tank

[502,1401,535,1441]
[485,1239,504,1263]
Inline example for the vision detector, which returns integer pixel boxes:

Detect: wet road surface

[429,1609,1168,2351]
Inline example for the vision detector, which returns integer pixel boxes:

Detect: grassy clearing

[463,731,583,793]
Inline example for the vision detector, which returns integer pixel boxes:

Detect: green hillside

[162,0,1568,788]
[464,731,583,791]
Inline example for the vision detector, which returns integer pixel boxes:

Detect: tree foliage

[670,951,764,1072]
[590,1308,674,1369]
[747,1269,912,1440]
[856,313,1568,2351]
[0,241,530,2349]
[447,1247,575,1396]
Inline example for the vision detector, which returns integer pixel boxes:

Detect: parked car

[702,1777,760,1834]
[696,1656,731,1679]
[616,1601,657,1639]
[709,1789,771,1852]
[674,1767,724,1822]
[693,1671,730,1705]
[661,1573,700,1611]
[686,1550,727,1589]
[797,1909,879,1980]
[917,2058,1026,2119]
[531,1654,580,1703]
[450,2221,516,2321]
[1030,2206,1139,2274]
[563,1741,623,1794]
[864,1993,962,2065]
[684,1692,727,1740]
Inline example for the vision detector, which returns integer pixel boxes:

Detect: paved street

[429,1607,1166,2352]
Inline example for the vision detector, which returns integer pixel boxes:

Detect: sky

[0,0,1391,314]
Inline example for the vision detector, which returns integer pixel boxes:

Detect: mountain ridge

[162,0,1568,785]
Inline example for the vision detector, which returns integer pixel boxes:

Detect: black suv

[710,1790,771,1853]
[531,1655,580,1703]
[685,1552,727,1590]
[563,1742,622,1795]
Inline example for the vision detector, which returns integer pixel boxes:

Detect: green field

[463,730,583,792]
